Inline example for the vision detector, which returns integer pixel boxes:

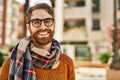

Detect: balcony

[63,27,88,42]
[64,7,90,19]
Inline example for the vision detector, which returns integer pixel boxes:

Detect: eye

[44,18,53,25]
[32,19,40,26]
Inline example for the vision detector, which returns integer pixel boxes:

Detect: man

[0,2,75,80]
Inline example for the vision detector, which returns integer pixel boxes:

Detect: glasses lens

[32,19,41,28]
[44,18,54,27]
[29,18,54,28]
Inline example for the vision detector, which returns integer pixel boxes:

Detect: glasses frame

[29,18,54,28]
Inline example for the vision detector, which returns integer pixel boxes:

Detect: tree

[107,21,120,69]
[106,0,120,70]
[23,0,29,37]
[2,0,7,45]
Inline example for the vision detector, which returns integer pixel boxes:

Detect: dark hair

[26,3,54,24]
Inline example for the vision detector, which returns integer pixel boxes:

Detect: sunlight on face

[28,9,55,45]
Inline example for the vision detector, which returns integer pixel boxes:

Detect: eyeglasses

[29,18,54,28]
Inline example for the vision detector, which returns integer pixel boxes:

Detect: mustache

[36,28,51,33]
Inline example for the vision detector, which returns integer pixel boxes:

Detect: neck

[34,41,52,51]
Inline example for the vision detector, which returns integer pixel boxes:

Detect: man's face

[27,9,55,45]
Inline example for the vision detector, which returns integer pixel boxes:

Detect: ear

[26,24,30,30]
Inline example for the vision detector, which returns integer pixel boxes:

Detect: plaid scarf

[8,36,61,80]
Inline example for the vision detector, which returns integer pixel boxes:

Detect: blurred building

[0,0,120,63]
[54,0,120,62]
[0,0,24,46]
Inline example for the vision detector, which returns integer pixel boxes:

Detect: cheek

[51,24,55,31]
[29,28,36,36]
[29,25,38,33]
[31,28,36,32]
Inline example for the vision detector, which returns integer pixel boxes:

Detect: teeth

[39,32,47,35]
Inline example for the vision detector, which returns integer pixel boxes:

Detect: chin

[37,37,53,45]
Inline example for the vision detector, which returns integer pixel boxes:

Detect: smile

[39,32,48,35]
[38,31,49,37]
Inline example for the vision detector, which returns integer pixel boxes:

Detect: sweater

[0,54,75,80]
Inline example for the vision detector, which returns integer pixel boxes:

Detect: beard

[30,28,54,45]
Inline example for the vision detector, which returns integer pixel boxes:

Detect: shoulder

[0,57,10,80]
[60,53,74,65]
[2,57,10,66]
[1,57,10,70]
[0,57,10,74]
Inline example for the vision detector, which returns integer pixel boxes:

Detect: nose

[39,21,46,30]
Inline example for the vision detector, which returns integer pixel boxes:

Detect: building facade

[0,0,120,63]
[0,0,24,46]
[54,0,120,62]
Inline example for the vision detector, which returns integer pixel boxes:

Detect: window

[0,0,3,5]
[64,19,85,28]
[92,19,100,30]
[76,0,85,7]
[64,0,85,7]
[75,46,91,61]
[118,0,120,10]
[92,0,100,12]
[13,7,20,16]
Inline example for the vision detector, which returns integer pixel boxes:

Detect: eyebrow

[30,17,54,20]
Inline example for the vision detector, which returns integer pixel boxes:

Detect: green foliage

[99,52,110,63]
[0,50,10,66]
[8,44,15,52]
[0,44,15,66]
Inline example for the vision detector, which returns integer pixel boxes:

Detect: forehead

[31,9,52,19]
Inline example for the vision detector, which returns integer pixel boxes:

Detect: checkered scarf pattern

[8,36,61,80]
